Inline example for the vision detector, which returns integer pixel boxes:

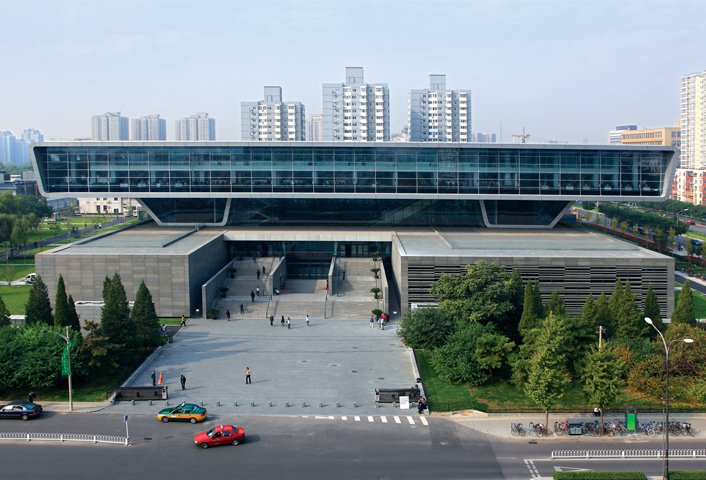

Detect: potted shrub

[208,308,219,319]
[228,266,237,278]
[218,286,229,298]
[371,308,383,318]
[371,268,380,279]
[370,287,381,300]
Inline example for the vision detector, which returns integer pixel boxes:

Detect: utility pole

[598,325,606,351]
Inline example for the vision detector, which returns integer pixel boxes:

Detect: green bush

[398,308,454,349]
[553,471,646,480]
[431,323,490,386]
[670,472,706,480]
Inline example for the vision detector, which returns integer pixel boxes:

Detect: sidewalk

[441,410,706,440]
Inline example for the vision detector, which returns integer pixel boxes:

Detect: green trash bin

[625,408,637,433]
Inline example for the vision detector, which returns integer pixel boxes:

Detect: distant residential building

[175,112,216,141]
[241,87,306,141]
[131,114,167,140]
[391,126,409,142]
[306,114,323,142]
[409,74,471,142]
[472,132,497,143]
[0,130,35,164]
[681,71,706,170]
[620,123,681,147]
[78,197,140,215]
[21,128,44,144]
[322,67,390,141]
[608,124,637,144]
[91,112,129,140]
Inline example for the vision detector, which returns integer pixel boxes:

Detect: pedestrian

[418,396,427,414]
[151,369,156,386]
[226,309,231,322]
[306,315,310,326]
[257,269,260,280]
[280,316,285,327]
[281,314,285,325]
[240,303,245,314]
[286,317,291,329]
[180,374,186,390]
[180,314,186,326]
[262,265,266,276]
[342,271,346,281]
[378,316,383,330]
[28,391,36,404]
[594,406,601,417]
[245,367,252,384]
[369,315,374,328]
[250,290,255,302]
[256,286,260,296]
[270,315,274,326]
[161,324,167,336]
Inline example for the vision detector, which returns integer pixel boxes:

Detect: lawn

[0,285,31,314]
[0,260,35,281]
[675,286,706,319]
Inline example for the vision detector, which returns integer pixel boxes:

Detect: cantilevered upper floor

[32,142,678,201]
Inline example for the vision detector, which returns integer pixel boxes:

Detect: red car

[194,424,245,449]
[687,219,696,225]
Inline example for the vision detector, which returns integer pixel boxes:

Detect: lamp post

[44,326,73,412]
[644,317,693,480]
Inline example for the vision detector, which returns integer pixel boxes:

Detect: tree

[519,282,541,338]
[613,282,648,340]
[130,281,162,352]
[581,294,599,330]
[595,293,613,336]
[398,308,455,350]
[0,295,10,327]
[524,313,571,428]
[100,273,133,359]
[686,238,696,257]
[546,291,566,316]
[67,294,81,331]
[80,320,119,372]
[532,282,545,320]
[431,261,523,337]
[672,281,696,326]
[53,275,71,328]
[642,284,663,336]
[474,329,515,380]
[24,275,53,326]
[583,345,625,433]
[431,323,493,386]
[608,280,624,322]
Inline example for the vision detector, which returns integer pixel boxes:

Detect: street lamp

[644,317,693,480]
[44,326,73,412]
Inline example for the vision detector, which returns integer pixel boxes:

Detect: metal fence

[0,432,128,446]
[551,449,706,459]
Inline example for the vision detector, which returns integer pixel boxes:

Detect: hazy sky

[2,0,705,143]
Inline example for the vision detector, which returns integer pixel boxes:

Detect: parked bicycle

[554,420,569,436]
[528,422,547,437]
[510,422,526,436]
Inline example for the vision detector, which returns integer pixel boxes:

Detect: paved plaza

[105,312,418,416]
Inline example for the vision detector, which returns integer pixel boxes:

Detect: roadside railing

[0,432,128,446]
[552,449,706,459]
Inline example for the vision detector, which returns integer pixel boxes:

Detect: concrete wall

[268,256,286,293]
[201,259,234,319]
[187,234,228,316]
[37,250,191,318]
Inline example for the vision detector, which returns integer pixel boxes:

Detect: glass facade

[33,144,674,198]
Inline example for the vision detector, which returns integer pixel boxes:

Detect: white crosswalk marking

[354,416,360,422]
[407,416,415,425]
[367,416,374,422]
[420,416,428,426]
[341,416,347,421]
[380,416,388,423]
[394,416,401,424]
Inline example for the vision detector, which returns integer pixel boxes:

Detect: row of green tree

[595,202,689,237]
[0,191,53,246]
[399,262,706,428]
[0,273,163,392]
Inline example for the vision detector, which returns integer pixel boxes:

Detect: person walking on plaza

[151,369,156,386]
[226,309,231,322]
[280,315,285,327]
[250,290,255,302]
[245,367,252,384]
[240,303,245,315]
[257,269,260,280]
[286,317,291,329]
[269,315,274,326]
[180,314,186,326]
[281,314,285,326]
[180,374,186,390]
[28,391,36,404]
[378,316,384,330]
[306,315,310,326]
[369,315,374,328]
[256,286,260,296]
[262,265,266,276]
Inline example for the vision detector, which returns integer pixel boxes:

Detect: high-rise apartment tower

[322,67,390,141]
[175,112,216,141]
[408,74,471,142]
[91,112,129,140]
[131,114,167,140]
[241,87,306,141]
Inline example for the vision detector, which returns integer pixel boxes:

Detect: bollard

[353,402,358,408]
[217,401,221,407]
[234,401,238,407]
[269,401,273,407]
[200,401,204,407]
[320,402,324,408]
[251,401,255,407]
[302,402,307,408]
[149,400,153,406]
[286,402,290,407]
[131,400,136,406]
[166,400,170,406]
[336,402,341,408]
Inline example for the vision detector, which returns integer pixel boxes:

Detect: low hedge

[553,472,646,480]
[670,473,706,480]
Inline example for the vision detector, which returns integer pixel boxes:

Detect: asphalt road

[2,412,704,479]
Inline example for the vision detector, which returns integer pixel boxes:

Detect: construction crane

[512,127,530,144]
